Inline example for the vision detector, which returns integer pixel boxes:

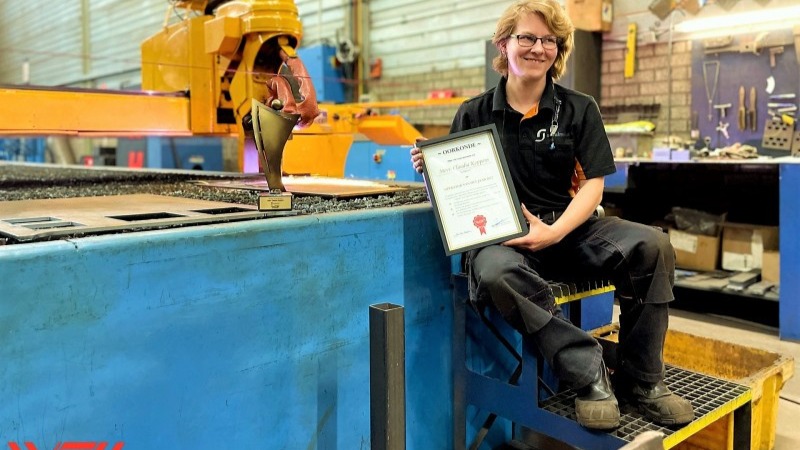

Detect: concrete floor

[619,306,800,449]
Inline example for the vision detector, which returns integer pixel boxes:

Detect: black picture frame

[419,124,527,255]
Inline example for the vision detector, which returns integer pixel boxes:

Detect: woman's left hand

[503,205,562,252]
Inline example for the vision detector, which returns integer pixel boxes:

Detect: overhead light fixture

[674,5,800,38]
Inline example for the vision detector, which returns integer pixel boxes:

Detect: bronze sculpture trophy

[250,98,300,211]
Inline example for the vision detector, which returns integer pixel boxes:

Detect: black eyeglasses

[509,34,560,50]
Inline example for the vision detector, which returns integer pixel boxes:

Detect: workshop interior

[1,0,800,449]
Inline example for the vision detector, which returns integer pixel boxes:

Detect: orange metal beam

[0,86,192,136]
[349,97,469,109]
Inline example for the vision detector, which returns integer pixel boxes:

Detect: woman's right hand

[410,137,428,174]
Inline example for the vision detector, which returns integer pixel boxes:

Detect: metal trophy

[251,98,300,211]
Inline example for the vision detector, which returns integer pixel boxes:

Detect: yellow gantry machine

[1,0,463,177]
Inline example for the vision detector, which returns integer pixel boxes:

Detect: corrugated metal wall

[0,0,166,87]
[0,2,84,86]
[86,0,167,88]
[295,0,348,47]
[0,0,506,88]
[369,0,505,78]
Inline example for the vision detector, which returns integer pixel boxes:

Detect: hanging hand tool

[738,86,746,130]
[768,103,797,109]
[717,121,730,140]
[769,46,784,68]
[766,75,776,94]
[767,102,797,113]
[748,87,757,131]
[714,103,731,119]
[703,61,720,122]
[767,100,797,125]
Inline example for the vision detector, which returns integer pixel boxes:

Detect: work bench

[606,158,800,341]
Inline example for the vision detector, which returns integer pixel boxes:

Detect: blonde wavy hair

[492,0,575,80]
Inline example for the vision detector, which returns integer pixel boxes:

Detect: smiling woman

[491,0,574,83]
[411,0,696,432]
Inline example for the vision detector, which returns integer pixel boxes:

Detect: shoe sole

[577,418,621,430]
[633,403,694,426]
[575,398,621,430]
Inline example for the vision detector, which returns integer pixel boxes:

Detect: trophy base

[258,192,293,211]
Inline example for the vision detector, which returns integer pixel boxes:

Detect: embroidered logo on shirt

[535,129,547,142]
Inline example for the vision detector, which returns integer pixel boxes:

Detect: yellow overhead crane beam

[0,0,467,178]
[0,82,465,177]
[0,86,193,137]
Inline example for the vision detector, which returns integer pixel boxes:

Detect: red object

[429,89,456,99]
[267,48,320,128]
[127,150,144,168]
[370,58,383,79]
[8,442,124,450]
[473,215,487,235]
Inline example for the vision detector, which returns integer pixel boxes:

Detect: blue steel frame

[451,274,625,449]
[780,163,800,340]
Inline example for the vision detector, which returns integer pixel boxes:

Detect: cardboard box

[721,223,779,272]
[669,228,720,272]
[566,0,613,32]
[762,250,780,283]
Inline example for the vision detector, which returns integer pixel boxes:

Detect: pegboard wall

[690,29,799,154]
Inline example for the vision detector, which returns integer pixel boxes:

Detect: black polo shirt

[449,76,616,215]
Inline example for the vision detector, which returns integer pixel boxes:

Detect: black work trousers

[466,216,674,389]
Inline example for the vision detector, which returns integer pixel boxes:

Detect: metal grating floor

[541,365,751,443]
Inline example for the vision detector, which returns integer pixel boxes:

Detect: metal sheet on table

[195,176,411,198]
[0,194,267,242]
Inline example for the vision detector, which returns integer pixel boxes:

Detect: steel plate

[195,176,413,198]
[0,194,270,242]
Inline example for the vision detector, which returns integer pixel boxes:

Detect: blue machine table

[0,197,454,449]
[0,161,784,448]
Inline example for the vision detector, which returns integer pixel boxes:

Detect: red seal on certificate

[473,215,487,235]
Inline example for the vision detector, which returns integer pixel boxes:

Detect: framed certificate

[419,124,527,255]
